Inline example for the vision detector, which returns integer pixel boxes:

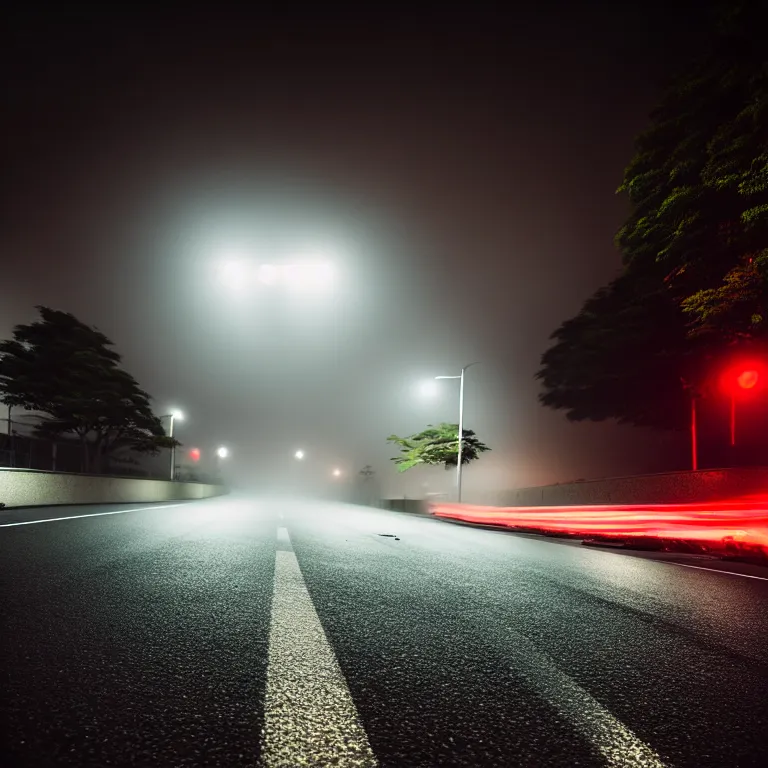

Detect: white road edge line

[259,527,377,768]
[666,561,768,581]
[0,502,191,528]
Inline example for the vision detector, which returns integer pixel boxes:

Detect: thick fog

[1,6,710,498]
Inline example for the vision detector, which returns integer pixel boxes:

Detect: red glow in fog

[737,369,759,389]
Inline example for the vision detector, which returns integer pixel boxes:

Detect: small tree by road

[387,423,490,472]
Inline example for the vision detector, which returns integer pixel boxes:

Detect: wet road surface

[2,495,767,767]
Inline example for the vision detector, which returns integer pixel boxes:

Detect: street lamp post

[435,362,479,503]
[162,410,184,481]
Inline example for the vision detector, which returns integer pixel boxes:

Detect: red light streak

[429,499,768,553]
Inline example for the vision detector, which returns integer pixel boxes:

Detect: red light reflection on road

[429,499,768,552]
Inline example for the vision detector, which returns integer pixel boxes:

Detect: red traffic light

[721,361,765,396]
[737,369,759,390]
[189,448,201,462]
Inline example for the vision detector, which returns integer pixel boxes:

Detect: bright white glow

[295,450,305,460]
[217,260,252,290]
[257,264,278,284]
[217,446,229,459]
[283,262,334,291]
[332,468,342,477]
[171,409,184,421]
[217,256,334,292]
[419,380,440,397]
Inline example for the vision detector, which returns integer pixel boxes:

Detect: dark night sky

[1,3,717,495]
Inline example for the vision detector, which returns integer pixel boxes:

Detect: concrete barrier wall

[0,469,226,508]
[470,468,768,507]
[380,499,427,514]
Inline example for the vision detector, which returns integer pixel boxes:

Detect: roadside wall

[0,468,227,508]
[379,499,427,514]
[470,468,768,507]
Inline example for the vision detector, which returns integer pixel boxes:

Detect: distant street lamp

[216,446,229,459]
[161,410,184,481]
[294,449,305,460]
[434,363,479,503]
[332,468,342,477]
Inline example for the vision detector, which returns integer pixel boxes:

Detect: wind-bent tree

[538,2,768,429]
[0,306,177,472]
[387,423,490,472]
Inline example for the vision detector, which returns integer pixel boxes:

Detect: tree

[387,423,490,472]
[538,2,768,429]
[616,2,768,339]
[0,306,177,473]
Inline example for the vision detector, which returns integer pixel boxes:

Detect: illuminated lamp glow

[737,369,759,389]
[189,448,201,462]
[284,262,334,290]
[257,264,278,285]
[217,260,252,290]
[419,380,440,397]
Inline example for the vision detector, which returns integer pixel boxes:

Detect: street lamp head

[332,468,341,477]
[171,409,184,421]
[294,450,305,460]
[216,446,229,459]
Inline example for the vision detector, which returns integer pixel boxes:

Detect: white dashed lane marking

[259,527,377,767]
[260,526,665,767]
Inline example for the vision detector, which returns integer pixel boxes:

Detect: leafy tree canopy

[616,1,768,336]
[387,423,490,472]
[538,2,768,430]
[0,306,177,472]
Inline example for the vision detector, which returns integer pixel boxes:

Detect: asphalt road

[2,496,768,767]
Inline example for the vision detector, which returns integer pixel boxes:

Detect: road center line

[259,527,377,767]
[0,502,190,528]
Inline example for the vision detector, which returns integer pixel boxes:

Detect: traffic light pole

[730,395,736,447]
[691,395,698,472]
